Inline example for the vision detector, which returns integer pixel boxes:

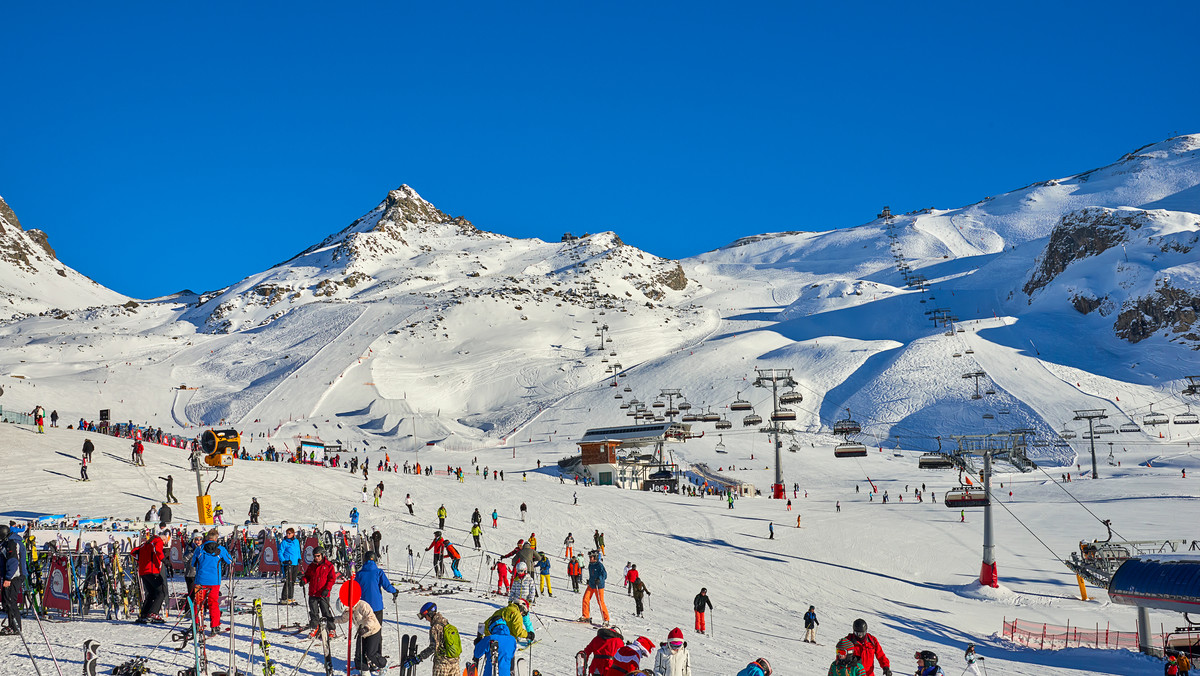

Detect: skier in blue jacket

[473,617,516,676]
[354,552,399,623]
[736,658,772,676]
[189,532,232,634]
[279,527,301,604]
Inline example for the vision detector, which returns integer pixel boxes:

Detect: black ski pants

[355,630,386,670]
[281,563,297,602]
[1,576,21,631]
[307,595,335,631]
[139,573,166,619]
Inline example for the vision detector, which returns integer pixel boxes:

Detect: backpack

[439,623,462,659]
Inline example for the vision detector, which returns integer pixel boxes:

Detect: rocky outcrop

[1024,208,1147,297]
[1114,283,1200,346]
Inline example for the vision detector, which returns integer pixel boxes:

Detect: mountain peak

[378,184,472,229]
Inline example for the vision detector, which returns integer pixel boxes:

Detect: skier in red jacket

[132,530,165,623]
[301,547,338,636]
[844,618,891,676]
[582,626,626,675]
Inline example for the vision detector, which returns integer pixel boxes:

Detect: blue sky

[2,2,1197,298]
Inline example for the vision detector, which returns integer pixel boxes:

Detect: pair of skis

[397,633,419,675]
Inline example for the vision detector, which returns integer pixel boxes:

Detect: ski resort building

[575,422,689,490]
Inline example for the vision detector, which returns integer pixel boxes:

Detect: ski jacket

[587,561,607,589]
[473,619,516,676]
[302,558,337,597]
[471,525,482,538]
[565,535,574,546]
[427,537,446,554]
[607,641,650,676]
[133,536,165,575]
[827,660,865,676]
[445,543,462,560]
[508,572,537,605]
[249,501,260,516]
[337,599,381,638]
[2,533,26,580]
[159,505,172,524]
[354,560,398,611]
[693,593,712,613]
[83,439,94,455]
[583,631,626,675]
[624,568,639,586]
[653,644,691,676]
[736,663,767,676]
[416,611,456,664]
[278,537,300,565]
[190,542,232,586]
[437,507,447,519]
[536,557,551,575]
[804,610,819,628]
[517,543,536,571]
[632,579,649,600]
[568,559,582,577]
[844,633,889,676]
[484,603,528,640]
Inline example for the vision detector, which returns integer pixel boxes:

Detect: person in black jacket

[803,605,819,643]
[159,503,173,527]
[82,438,95,462]
[0,524,26,633]
[159,475,177,503]
[693,588,712,634]
[248,498,260,525]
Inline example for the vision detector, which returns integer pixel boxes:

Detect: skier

[427,531,447,578]
[493,559,511,595]
[80,453,89,481]
[491,509,499,528]
[736,658,772,676]
[598,532,606,556]
[960,510,965,523]
[623,562,634,594]
[843,619,891,676]
[529,533,538,550]
[132,529,166,623]
[406,494,415,515]
[279,527,301,605]
[362,485,369,503]
[473,618,516,676]
[159,475,177,503]
[568,555,583,593]
[445,539,464,580]
[769,522,774,540]
[693,588,712,634]
[82,438,94,462]
[803,605,819,643]
[300,547,337,637]
[509,561,536,606]
[611,636,656,674]
[632,576,650,617]
[0,524,27,634]
[536,552,553,597]
[653,628,691,676]
[190,530,233,636]
[581,550,610,624]
[373,484,383,507]
[337,592,388,673]
[963,645,983,676]
[471,523,482,549]
[483,598,532,641]
[31,404,45,434]
[471,508,482,528]
[370,528,383,557]
[248,498,260,525]
[913,651,943,676]
[438,504,447,530]
[564,532,575,559]
[593,530,602,553]
[408,602,461,676]
[581,625,625,675]
[829,638,865,676]
[50,409,58,427]
[355,551,399,623]
[520,502,527,522]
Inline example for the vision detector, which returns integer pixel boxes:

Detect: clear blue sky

[2,2,1196,298]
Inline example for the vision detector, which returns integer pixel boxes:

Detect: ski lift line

[1033,465,1131,542]
[987,487,1064,563]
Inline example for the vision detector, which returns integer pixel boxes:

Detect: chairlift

[943,487,989,508]
[666,408,680,417]
[965,348,974,354]
[984,388,996,395]
[623,386,632,392]
[614,393,623,399]
[957,327,965,333]
[1118,422,1141,433]
[619,402,630,409]
[982,413,994,420]
[682,414,699,423]
[702,411,720,423]
[716,415,732,430]
[652,400,665,408]
[627,409,638,417]
[592,319,598,324]
[655,416,665,422]
[1059,427,1077,440]
[678,401,693,411]
[1142,406,1168,426]
[1094,423,1116,435]
[730,394,753,412]
[1175,411,1200,425]
[618,372,627,378]
[953,352,962,358]
[743,413,763,427]
[832,409,862,435]
[998,408,1010,415]
[833,442,868,458]
[715,435,728,454]
[610,351,617,357]
[918,453,954,469]
[601,357,609,363]
[770,408,797,422]
[779,390,803,405]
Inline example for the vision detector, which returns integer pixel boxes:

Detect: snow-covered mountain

[1,136,1199,467]
[0,194,127,320]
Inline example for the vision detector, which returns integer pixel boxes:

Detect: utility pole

[753,368,797,499]
[1073,409,1108,479]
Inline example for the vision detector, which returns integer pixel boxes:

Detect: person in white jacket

[654,627,691,676]
[339,598,387,674]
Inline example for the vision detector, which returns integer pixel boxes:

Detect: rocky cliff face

[1023,208,1148,297]
[1114,282,1200,346]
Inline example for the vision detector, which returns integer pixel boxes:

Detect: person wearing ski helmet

[472,617,516,676]
[509,560,537,606]
[484,598,532,641]
[828,638,865,676]
[354,551,399,624]
[803,605,819,643]
[300,546,338,636]
[735,658,772,676]
[913,651,943,676]
[692,588,712,634]
[653,628,691,676]
[581,550,610,623]
[427,530,447,577]
[843,619,890,676]
[190,530,233,635]
[408,602,460,676]
[610,636,656,675]
[0,524,26,634]
[963,645,983,676]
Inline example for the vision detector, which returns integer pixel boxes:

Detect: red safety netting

[1003,617,1163,650]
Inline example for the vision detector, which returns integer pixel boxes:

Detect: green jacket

[484,603,528,640]
[827,660,865,676]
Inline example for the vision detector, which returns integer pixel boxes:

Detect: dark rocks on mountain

[656,263,687,291]
[1024,208,1143,297]
[1072,294,1104,315]
[1114,283,1200,347]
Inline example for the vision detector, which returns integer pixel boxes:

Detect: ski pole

[16,627,43,676]
[27,605,62,676]
[394,595,403,669]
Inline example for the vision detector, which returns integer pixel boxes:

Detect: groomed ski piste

[2,135,1200,675]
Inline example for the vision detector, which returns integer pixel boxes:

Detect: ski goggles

[668,640,684,651]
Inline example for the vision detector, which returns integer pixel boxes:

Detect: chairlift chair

[614,393,622,399]
[984,388,996,395]
[771,408,797,422]
[943,487,989,508]
[601,357,609,363]
[834,442,868,458]
[682,414,699,422]
[1118,422,1141,433]
[953,353,962,358]
[1143,407,1168,426]
[742,413,763,427]
[619,402,630,409]
[730,395,753,412]
[623,386,632,392]
[982,413,994,420]
[832,410,862,435]
[666,408,680,417]
[715,435,728,454]
[716,416,732,430]
[702,411,720,423]
[655,416,665,422]
[1175,411,1200,425]
[779,390,803,405]
[965,348,974,354]
[678,401,692,411]
[1060,427,1077,440]
[1094,423,1116,435]
[918,453,954,469]
[618,372,627,378]
[652,400,665,408]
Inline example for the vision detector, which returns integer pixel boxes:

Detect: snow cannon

[200,428,239,467]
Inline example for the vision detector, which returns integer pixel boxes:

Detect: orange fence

[1003,617,1164,650]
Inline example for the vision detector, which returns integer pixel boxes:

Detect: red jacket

[134,537,164,575]
[845,633,889,676]
[568,560,582,576]
[624,569,638,585]
[583,634,625,675]
[427,537,445,554]
[302,558,337,597]
[605,643,646,676]
[445,543,461,560]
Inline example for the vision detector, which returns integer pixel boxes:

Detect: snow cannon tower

[194,428,238,524]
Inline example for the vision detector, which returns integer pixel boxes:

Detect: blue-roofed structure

[1108,554,1200,654]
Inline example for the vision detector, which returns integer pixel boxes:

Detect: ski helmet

[0,525,9,538]
[517,598,529,614]
[917,651,938,666]
[836,638,856,658]
[419,602,436,619]
[434,531,442,537]
[754,658,772,676]
[852,618,868,637]
[363,551,377,562]
[515,561,528,573]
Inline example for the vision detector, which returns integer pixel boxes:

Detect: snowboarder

[844,619,891,676]
[693,588,712,634]
[803,605,819,643]
[159,475,177,503]
[353,551,399,623]
[300,547,337,636]
[248,498,260,525]
[736,658,772,676]
[914,651,943,675]
[408,602,461,676]
[829,638,865,676]
[653,628,691,676]
[581,550,610,623]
